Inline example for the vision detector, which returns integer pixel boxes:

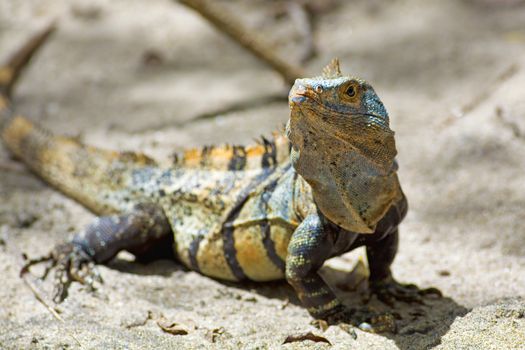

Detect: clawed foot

[325,306,397,333]
[20,242,102,303]
[322,278,442,333]
[369,277,442,307]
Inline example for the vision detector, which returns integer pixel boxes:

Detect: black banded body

[166,164,303,282]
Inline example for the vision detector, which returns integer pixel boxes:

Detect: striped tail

[1,24,155,215]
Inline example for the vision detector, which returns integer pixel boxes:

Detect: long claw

[420,287,442,297]
[92,267,103,284]
[325,306,397,333]
[21,242,101,303]
[369,277,442,307]
[40,260,56,280]
[20,254,53,276]
[53,265,73,303]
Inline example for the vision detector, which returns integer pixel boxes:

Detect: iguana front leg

[285,213,341,319]
[22,203,172,302]
[285,213,381,326]
[367,229,441,306]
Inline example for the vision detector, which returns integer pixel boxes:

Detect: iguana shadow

[109,257,467,349]
[319,265,468,349]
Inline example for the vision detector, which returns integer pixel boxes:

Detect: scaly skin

[3,26,440,331]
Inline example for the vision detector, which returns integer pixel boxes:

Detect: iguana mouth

[289,94,307,105]
[289,84,319,107]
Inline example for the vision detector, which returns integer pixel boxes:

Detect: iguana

[1,26,439,330]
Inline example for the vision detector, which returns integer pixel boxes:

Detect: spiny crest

[322,58,342,79]
[173,132,291,171]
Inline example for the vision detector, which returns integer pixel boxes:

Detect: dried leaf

[157,317,189,336]
[283,331,331,345]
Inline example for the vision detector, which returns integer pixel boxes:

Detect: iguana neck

[292,135,402,233]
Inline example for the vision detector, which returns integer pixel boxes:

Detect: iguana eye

[346,85,356,97]
[315,85,323,94]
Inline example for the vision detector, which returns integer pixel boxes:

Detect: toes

[40,260,57,279]
[53,264,73,303]
[20,254,54,277]
[391,286,425,304]
[23,242,99,303]
[420,287,442,297]
[328,307,374,325]
[69,254,89,282]
[400,283,419,291]
[70,262,102,291]
[91,266,103,284]
[369,312,397,333]
[328,308,397,333]
[57,245,101,296]
[85,263,104,287]
[393,291,424,304]
[371,282,432,306]
[324,306,398,334]
[375,290,396,307]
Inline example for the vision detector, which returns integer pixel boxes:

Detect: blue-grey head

[286,59,400,233]
[286,59,397,174]
[290,76,389,128]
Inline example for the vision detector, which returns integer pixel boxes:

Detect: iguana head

[286,59,402,233]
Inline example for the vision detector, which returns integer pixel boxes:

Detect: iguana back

[0,25,291,216]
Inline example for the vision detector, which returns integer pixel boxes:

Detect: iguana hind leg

[21,203,173,302]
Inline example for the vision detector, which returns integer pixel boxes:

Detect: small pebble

[358,322,372,331]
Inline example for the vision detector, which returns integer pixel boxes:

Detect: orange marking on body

[245,145,265,157]
[210,147,234,159]
[182,148,203,167]
[177,133,290,170]
[182,146,236,168]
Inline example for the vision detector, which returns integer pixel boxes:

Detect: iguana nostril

[290,95,307,104]
[295,84,306,92]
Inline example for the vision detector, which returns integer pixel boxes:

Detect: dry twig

[178,0,305,85]
[16,248,84,347]
[286,1,316,63]
[0,22,56,97]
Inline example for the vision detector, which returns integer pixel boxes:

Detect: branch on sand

[177,0,305,86]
